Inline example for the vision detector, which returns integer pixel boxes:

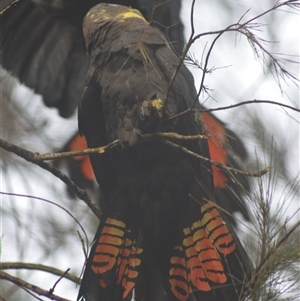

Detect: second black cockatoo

[77,4,252,301]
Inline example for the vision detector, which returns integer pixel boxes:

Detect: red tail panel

[90,217,143,297]
[169,202,238,301]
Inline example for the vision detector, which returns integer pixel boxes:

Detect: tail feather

[169,201,251,301]
[78,184,252,301]
[78,211,144,300]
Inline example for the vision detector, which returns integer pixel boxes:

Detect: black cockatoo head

[83,3,167,66]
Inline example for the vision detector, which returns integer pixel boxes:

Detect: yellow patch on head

[117,11,147,22]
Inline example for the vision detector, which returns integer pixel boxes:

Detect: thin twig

[200,99,300,113]
[0,271,72,301]
[186,0,299,106]
[144,132,206,141]
[168,99,300,121]
[12,131,268,178]
[34,132,206,161]
[248,220,300,292]
[0,0,20,15]
[158,0,200,128]
[0,138,101,219]
[50,269,71,294]
[0,191,90,256]
[0,262,80,284]
[161,139,270,177]
[35,140,119,160]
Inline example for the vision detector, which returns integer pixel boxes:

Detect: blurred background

[1,0,299,300]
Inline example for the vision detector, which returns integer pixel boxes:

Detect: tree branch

[0,191,90,257]
[245,220,300,300]
[4,131,268,178]
[0,138,101,219]
[34,132,206,161]
[187,0,299,104]
[199,99,300,113]
[0,262,80,284]
[161,139,270,177]
[0,0,20,14]
[0,271,72,301]
[168,99,300,121]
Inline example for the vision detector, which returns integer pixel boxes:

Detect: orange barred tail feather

[90,217,143,298]
[169,201,251,301]
[77,160,252,301]
[78,208,144,300]
[91,218,128,275]
[79,197,253,301]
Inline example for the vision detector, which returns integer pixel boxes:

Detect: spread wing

[0,0,184,117]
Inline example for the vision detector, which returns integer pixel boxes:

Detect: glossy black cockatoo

[77,4,252,301]
[1,0,250,225]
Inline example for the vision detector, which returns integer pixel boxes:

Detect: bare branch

[35,140,119,161]
[2,131,266,179]
[186,0,299,101]
[161,139,270,177]
[169,99,300,122]
[199,99,300,113]
[0,0,20,14]
[0,138,101,219]
[0,262,80,284]
[50,269,71,295]
[0,271,72,301]
[34,132,206,161]
[0,191,90,256]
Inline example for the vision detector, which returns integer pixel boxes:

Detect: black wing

[0,0,184,117]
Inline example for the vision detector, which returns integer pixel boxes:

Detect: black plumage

[1,0,250,224]
[0,0,184,117]
[77,4,252,300]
